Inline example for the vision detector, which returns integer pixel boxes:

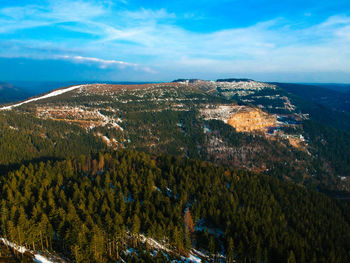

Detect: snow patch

[186,253,202,263]
[139,234,171,253]
[0,238,27,254]
[0,237,63,263]
[34,254,55,263]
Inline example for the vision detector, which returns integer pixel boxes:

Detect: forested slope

[0,111,106,167]
[1,150,349,262]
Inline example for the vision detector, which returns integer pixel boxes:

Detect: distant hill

[1,80,152,105]
[273,82,350,114]
[310,83,350,93]
[0,82,33,104]
[1,79,350,193]
[216,78,253,82]
[9,80,151,94]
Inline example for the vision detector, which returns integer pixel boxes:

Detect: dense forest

[274,83,350,132]
[1,150,349,262]
[0,107,331,191]
[0,111,106,168]
[274,83,350,114]
[1,82,350,193]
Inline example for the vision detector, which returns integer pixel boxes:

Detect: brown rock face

[227,108,276,132]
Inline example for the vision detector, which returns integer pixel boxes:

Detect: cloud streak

[60,55,138,68]
[59,55,155,73]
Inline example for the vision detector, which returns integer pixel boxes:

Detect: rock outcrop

[227,108,276,132]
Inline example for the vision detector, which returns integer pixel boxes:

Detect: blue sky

[0,0,350,82]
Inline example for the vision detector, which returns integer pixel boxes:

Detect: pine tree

[72,244,84,263]
[131,214,140,247]
[226,237,235,263]
[287,250,296,263]
[184,208,194,234]
[209,236,216,256]
[98,152,105,171]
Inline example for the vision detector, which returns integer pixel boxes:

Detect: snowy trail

[1,237,61,263]
[138,235,206,263]
[0,85,85,110]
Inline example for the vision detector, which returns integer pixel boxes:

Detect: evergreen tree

[287,250,296,263]
[226,237,235,263]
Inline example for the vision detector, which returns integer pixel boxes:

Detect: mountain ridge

[0,78,349,192]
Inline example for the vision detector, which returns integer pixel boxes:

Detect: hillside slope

[0,80,349,191]
[1,150,349,263]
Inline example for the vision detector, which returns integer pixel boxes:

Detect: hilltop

[0,79,349,192]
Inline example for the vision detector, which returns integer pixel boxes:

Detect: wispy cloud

[60,55,137,68]
[123,8,176,20]
[0,0,108,33]
[59,55,155,73]
[84,14,350,75]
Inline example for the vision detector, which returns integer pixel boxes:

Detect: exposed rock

[227,107,276,132]
[201,105,276,133]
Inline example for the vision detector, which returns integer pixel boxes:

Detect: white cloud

[0,1,109,33]
[0,1,350,81]
[47,0,107,21]
[60,55,136,67]
[59,55,156,73]
[319,15,350,27]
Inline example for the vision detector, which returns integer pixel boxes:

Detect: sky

[0,0,350,83]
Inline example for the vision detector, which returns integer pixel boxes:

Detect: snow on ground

[125,248,137,255]
[34,254,55,263]
[166,187,173,197]
[102,135,111,145]
[111,122,124,131]
[139,234,171,253]
[0,237,62,263]
[97,110,124,131]
[170,251,204,263]
[191,249,207,258]
[0,85,86,110]
[0,238,27,253]
[186,253,202,263]
[138,234,211,263]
